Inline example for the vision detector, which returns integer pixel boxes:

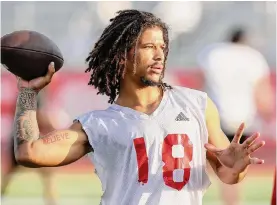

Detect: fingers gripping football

[17,62,55,92]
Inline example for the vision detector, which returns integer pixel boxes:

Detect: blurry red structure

[1,68,276,172]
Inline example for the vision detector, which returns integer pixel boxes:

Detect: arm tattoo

[14,88,40,147]
[42,132,70,144]
[18,88,38,110]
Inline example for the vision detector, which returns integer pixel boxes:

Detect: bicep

[18,122,92,167]
[205,97,230,168]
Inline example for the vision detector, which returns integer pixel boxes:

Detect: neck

[116,79,163,108]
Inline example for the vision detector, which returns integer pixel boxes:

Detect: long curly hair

[85,9,171,103]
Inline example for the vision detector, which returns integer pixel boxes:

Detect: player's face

[125,26,166,86]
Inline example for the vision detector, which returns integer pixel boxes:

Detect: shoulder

[169,86,220,119]
[74,108,118,126]
[170,86,207,100]
[169,86,208,111]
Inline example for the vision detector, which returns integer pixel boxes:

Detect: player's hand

[204,123,265,173]
[17,62,55,92]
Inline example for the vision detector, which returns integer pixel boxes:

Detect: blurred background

[1,1,276,205]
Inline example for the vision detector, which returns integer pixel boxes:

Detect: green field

[2,171,273,205]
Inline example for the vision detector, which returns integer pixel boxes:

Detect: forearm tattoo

[14,88,40,146]
[18,88,38,110]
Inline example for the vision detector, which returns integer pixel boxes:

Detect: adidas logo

[175,112,189,121]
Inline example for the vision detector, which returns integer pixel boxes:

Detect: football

[1,30,64,81]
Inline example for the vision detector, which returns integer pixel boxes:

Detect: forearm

[10,64,90,167]
[13,88,40,149]
[13,92,90,168]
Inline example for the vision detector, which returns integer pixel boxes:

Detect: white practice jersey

[75,86,211,205]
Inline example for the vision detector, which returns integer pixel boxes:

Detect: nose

[153,47,165,62]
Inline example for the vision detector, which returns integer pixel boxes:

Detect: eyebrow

[141,42,166,47]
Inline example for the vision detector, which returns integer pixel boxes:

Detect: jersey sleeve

[74,111,99,151]
[196,90,208,114]
[192,89,209,143]
[74,111,116,177]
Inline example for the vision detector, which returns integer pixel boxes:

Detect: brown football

[1,30,64,81]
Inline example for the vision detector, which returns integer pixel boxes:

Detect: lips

[151,65,163,70]
[150,62,164,74]
[150,65,163,74]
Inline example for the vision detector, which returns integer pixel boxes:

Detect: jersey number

[133,134,193,191]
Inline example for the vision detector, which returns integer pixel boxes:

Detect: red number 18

[133,134,193,191]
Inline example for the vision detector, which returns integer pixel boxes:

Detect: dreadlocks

[85,9,172,104]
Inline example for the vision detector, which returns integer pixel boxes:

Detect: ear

[114,53,125,65]
[119,57,125,65]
